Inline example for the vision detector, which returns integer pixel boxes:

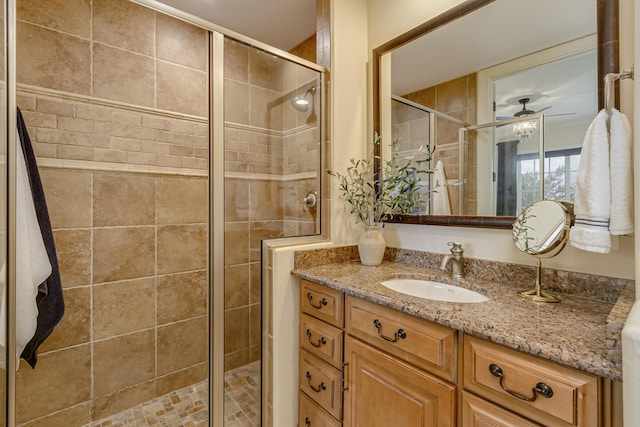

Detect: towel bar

[604,66,634,118]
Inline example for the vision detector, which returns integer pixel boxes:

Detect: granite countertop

[291,247,634,382]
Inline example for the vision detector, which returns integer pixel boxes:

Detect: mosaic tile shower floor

[89,361,260,427]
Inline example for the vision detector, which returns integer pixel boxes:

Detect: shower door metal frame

[4,0,18,424]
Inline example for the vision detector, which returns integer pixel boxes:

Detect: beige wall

[328,0,369,246]
[366,0,635,279]
[14,0,209,425]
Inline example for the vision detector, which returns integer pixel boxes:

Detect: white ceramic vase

[357,224,385,266]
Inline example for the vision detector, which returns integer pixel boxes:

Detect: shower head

[292,86,316,112]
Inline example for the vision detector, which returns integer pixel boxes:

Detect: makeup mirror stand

[521,258,560,303]
[513,200,574,304]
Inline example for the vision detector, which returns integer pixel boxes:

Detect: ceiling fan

[496,97,574,120]
[513,97,551,117]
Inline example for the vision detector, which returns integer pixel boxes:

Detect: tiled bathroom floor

[223,361,261,427]
[89,361,260,427]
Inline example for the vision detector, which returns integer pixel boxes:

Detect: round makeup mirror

[512,200,573,303]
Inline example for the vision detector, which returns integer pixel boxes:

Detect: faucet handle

[447,241,464,255]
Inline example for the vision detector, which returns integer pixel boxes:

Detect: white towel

[0,130,52,369]
[432,160,451,215]
[609,109,633,235]
[569,109,612,253]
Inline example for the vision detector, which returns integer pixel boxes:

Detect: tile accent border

[39,158,207,177]
[19,83,208,123]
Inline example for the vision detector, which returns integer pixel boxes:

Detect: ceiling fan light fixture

[513,119,537,141]
[512,97,538,140]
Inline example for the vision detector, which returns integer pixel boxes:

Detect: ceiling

[153,0,316,51]
[152,0,597,124]
[390,0,597,122]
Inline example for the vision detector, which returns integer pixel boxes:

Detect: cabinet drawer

[299,391,341,427]
[463,335,599,427]
[462,391,542,426]
[301,279,344,327]
[345,295,456,382]
[301,313,344,368]
[300,349,342,419]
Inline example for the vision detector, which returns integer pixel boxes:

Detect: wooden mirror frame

[373,0,620,229]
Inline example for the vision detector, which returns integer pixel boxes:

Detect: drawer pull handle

[305,417,311,426]
[489,363,554,402]
[307,293,328,309]
[373,319,407,342]
[306,329,327,347]
[306,371,327,393]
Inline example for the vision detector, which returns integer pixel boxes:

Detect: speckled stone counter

[291,246,635,382]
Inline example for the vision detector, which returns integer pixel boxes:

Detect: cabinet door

[344,336,456,427]
[462,391,542,427]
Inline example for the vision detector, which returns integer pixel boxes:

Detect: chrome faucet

[440,241,465,278]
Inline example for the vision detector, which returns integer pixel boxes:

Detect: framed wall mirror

[373,0,619,228]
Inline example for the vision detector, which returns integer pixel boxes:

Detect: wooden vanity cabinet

[343,295,458,427]
[298,278,618,426]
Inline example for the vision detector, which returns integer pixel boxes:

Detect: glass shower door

[222,36,322,426]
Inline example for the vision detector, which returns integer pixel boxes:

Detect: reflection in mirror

[391,95,467,215]
[512,200,573,302]
[374,0,618,228]
[462,114,544,217]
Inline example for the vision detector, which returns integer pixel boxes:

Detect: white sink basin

[381,278,489,303]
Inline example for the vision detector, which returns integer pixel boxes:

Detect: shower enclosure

[1,1,325,426]
[219,36,322,426]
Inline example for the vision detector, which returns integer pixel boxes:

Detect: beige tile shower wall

[225,126,284,174]
[391,100,430,153]
[19,91,208,170]
[15,169,208,426]
[283,177,320,236]
[289,34,317,63]
[14,0,210,425]
[283,126,320,234]
[283,125,320,175]
[17,0,208,118]
[224,177,284,370]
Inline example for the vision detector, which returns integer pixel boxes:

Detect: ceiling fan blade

[535,106,552,113]
[546,112,576,117]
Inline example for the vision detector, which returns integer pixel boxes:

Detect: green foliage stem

[327,134,434,226]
